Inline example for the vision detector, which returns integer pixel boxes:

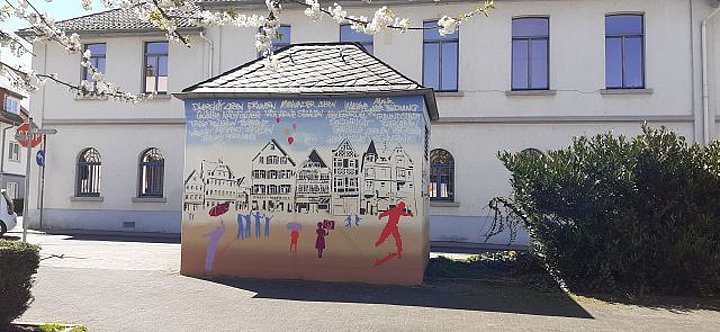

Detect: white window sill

[74,95,109,101]
[435,91,464,97]
[149,94,172,100]
[430,201,461,207]
[505,90,557,97]
[600,88,653,95]
[132,197,167,203]
[70,196,104,202]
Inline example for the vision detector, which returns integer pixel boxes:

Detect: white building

[330,139,361,215]
[18,0,720,245]
[0,86,28,203]
[250,139,296,212]
[360,141,415,215]
[295,149,331,214]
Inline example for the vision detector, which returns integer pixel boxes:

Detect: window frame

[429,149,455,202]
[82,43,107,86]
[75,148,102,197]
[8,141,20,162]
[138,147,165,198]
[422,20,460,92]
[605,14,646,89]
[340,24,374,54]
[511,17,550,91]
[143,41,169,95]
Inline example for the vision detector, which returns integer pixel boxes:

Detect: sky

[1,0,108,68]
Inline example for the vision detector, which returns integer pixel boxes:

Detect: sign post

[15,118,57,242]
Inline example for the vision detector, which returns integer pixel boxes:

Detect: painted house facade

[250,139,296,212]
[295,150,331,214]
[18,0,720,245]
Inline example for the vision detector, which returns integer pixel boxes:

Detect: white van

[0,189,18,236]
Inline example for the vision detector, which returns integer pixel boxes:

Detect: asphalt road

[5,229,720,332]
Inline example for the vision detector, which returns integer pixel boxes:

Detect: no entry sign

[15,123,43,148]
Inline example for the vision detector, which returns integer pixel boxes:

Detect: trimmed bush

[489,125,720,296]
[0,240,40,327]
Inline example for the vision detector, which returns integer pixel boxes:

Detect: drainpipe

[701,2,720,144]
[199,31,215,78]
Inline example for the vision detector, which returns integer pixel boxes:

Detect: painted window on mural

[340,25,373,54]
[512,17,549,90]
[429,149,454,201]
[139,147,164,198]
[605,14,644,89]
[76,148,102,197]
[144,41,169,94]
[423,20,459,92]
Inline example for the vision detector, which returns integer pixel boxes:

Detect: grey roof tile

[184,43,424,94]
[17,6,199,36]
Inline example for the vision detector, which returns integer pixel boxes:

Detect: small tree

[488,125,720,296]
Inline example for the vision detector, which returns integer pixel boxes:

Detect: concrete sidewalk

[8,229,720,331]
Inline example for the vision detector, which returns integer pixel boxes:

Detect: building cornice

[42,118,186,126]
[434,115,695,125]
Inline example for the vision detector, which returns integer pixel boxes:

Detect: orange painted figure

[375,201,414,259]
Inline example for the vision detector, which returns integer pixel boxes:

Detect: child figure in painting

[202,220,226,272]
[244,212,252,239]
[315,222,329,258]
[264,214,273,238]
[289,230,299,253]
[236,213,245,240]
[254,211,263,239]
[375,201,414,259]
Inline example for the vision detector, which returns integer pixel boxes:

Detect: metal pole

[21,117,32,243]
[39,135,46,230]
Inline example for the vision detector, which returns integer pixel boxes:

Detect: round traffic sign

[16,123,42,148]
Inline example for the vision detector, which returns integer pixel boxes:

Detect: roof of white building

[178,43,439,120]
[16,6,200,36]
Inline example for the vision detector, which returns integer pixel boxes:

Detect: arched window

[138,148,165,197]
[76,148,101,197]
[430,149,454,201]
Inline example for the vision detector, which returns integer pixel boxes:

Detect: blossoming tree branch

[1,0,494,102]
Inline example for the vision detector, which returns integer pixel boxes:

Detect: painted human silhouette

[254,212,262,238]
[354,214,361,227]
[236,213,245,240]
[375,201,413,259]
[289,230,299,253]
[244,212,252,238]
[264,215,273,238]
[203,220,226,272]
[344,215,352,228]
[315,222,329,258]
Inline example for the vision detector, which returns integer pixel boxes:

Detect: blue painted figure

[264,214,273,238]
[254,211,262,238]
[344,215,352,228]
[244,212,252,238]
[354,214,361,227]
[203,220,226,272]
[236,213,245,240]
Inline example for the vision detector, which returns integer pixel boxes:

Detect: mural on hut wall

[181,95,430,285]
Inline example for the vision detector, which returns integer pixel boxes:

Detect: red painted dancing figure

[315,222,328,258]
[375,201,413,259]
[289,230,299,253]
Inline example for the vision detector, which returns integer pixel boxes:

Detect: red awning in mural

[209,202,230,217]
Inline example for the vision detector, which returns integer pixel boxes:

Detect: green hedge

[489,125,720,296]
[0,240,40,326]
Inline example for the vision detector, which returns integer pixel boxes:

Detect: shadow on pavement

[574,292,720,313]
[0,235,20,241]
[43,232,180,244]
[206,277,594,319]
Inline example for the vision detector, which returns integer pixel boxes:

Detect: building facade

[295,149,331,214]
[250,139,296,212]
[19,0,720,245]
